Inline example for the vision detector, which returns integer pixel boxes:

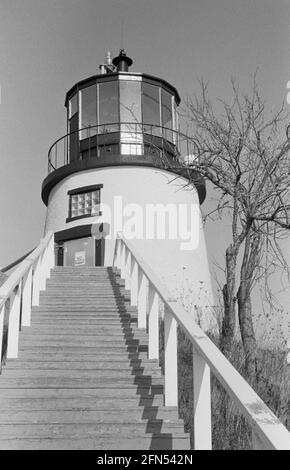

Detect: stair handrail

[0,231,55,365]
[1,248,36,274]
[113,232,290,450]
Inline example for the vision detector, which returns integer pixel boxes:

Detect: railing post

[7,283,22,358]
[46,234,55,278]
[120,243,126,279]
[39,236,54,289]
[130,256,138,306]
[193,348,212,450]
[39,251,47,292]
[32,256,41,306]
[124,249,131,291]
[148,283,159,360]
[137,270,148,329]
[164,305,178,406]
[21,266,32,327]
[115,238,122,270]
[0,303,5,370]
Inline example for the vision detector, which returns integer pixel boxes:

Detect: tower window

[142,82,161,135]
[98,81,119,129]
[69,93,78,119]
[79,85,97,139]
[67,184,103,222]
[161,89,173,141]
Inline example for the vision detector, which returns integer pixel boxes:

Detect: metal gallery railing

[113,233,290,450]
[47,123,200,173]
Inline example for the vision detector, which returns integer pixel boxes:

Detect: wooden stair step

[32,307,135,312]
[0,387,163,399]
[21,325,142,333]
[0,422,186,438]
[12,351,153,362]
[20,332,147,340]
[4,362,161,373]
[0,377,164,388]
[0,409,181,424]
[19,340,147,347]
[2,369,161,379]
[0,397,165,411]
[19,336,148,344]
[0,436,189,450]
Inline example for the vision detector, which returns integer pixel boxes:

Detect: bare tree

[181,79,290,379]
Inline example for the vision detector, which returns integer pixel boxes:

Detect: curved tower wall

[44,166,215,331]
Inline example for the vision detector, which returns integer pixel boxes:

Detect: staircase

[0,267,189,450]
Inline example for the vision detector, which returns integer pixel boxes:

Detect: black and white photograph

[0,0,290,454]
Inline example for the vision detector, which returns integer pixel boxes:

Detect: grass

[175,327,290,450]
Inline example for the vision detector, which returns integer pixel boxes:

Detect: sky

[0,0,290,339]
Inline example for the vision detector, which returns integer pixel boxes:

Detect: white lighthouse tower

[42,50,214,330]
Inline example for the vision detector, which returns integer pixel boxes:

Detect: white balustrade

[120,242,126,279]
[164,305,178,406]
[124,249,131,291]
[21,267,33,327]
[137,269,148,329]
[193,348,212,449]
[116,238,122,271]
[113,232,290,450]
[0,304,5,369]
[148,283,159,360]
[0,232,54,361]
[7,283,22,358]
[130,256,138,307]
[32,256,41,307]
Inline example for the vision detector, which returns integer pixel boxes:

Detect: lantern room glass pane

[142,82,161,135]
[69,93,78,119]
[98,81,119,130]
[119,81,141,124]
[120,80,142,155]
[161,89,173,141]
[80,85,97,139]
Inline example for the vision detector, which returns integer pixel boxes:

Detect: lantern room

[64,50,180,166]
[43,50,204,207]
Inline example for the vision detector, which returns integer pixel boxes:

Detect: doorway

[54,225,105,267]
[55,237,105,267]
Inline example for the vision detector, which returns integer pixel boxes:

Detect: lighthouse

[42,50,214,330]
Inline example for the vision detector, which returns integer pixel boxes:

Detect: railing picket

[137,270,148,329]
[47,234,55,276]
[115,238,122,270]
[21,267,32,327]
[39,236,54,290]
[120,243,126,279]
[164,305,178,406]
[193,348,212,450]
[130,256,138,306]
[148,283,159,360]
[39,251,47,292]
[32,256,41,307]
[124,249,131,291]
[7,283,22,358]
[0,303,5,370]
